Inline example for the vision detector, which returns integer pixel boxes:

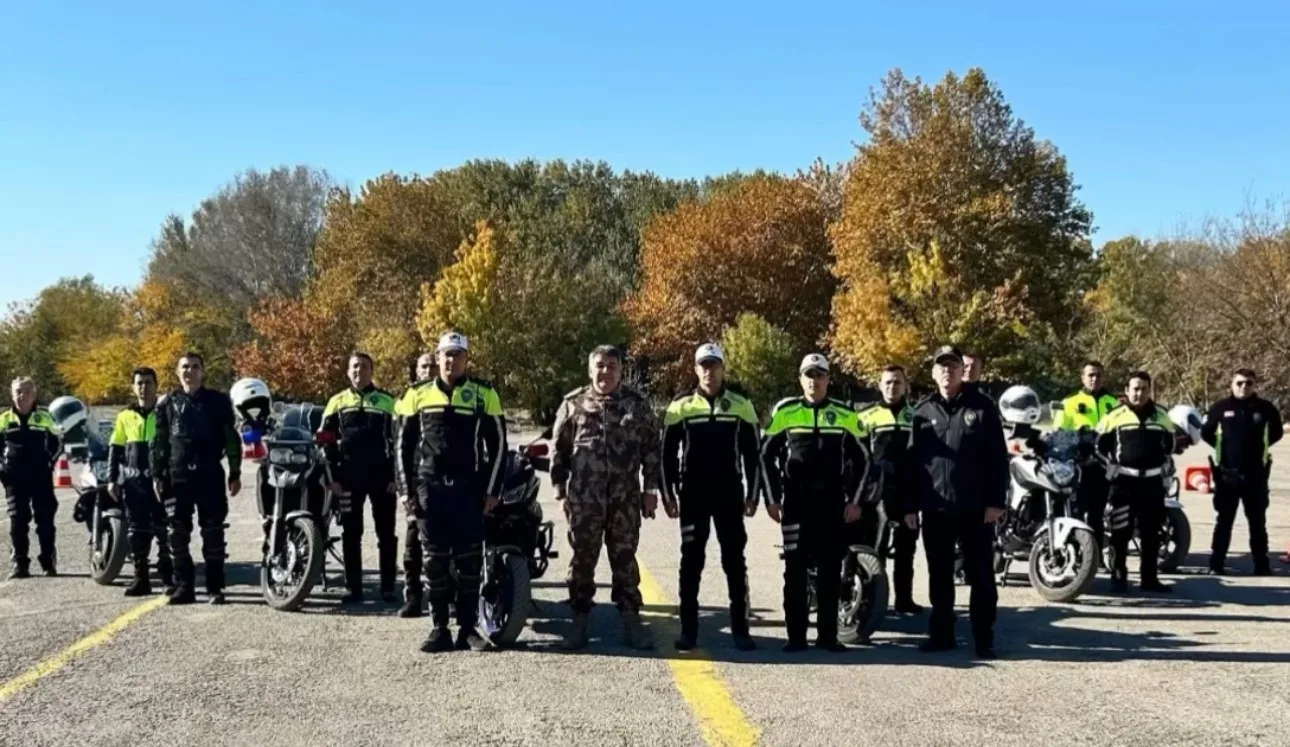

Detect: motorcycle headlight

[268,448,293,465]
[289,451,309,465]
[1046,459,1076,487]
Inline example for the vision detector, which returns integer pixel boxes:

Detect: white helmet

[1168,404,1203,446]
[999,385,1042,425]
[229,378,273,423]
[48,395,89,438]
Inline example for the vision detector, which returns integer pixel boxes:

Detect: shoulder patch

[564,386,588,401]
[772,397,800,414]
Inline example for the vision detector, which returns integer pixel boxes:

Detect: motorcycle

[257,403,343,611]
[474,431,557,646]
[68,430,130,585]
[989,426,1100,602]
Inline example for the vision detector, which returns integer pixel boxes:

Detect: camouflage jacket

[550,384,662,499]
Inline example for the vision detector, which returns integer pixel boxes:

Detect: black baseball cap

[932,345,964,365]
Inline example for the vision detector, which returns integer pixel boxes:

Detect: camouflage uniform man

[551,345,662,650]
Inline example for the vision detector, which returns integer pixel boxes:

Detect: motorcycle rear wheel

[261,516,325,612]
[88,513,128,586]
[1157,507,1191,573]
[838,550,888,645]
[1028,528,1097,603]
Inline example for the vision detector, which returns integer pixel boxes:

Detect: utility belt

[1208,457,1271,487]
[1111,465,1166,479]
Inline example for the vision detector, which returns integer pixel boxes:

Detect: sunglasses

[1234,380,1254,388]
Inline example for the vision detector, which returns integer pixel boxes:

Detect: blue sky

[2,0,1288,309]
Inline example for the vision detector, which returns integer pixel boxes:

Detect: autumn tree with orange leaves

[828,68,1094,385]
[624,174,836,395]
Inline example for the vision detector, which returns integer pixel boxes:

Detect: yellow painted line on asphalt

[0,595,168,703]
[638,563,761,747]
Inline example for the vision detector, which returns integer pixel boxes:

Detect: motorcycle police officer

[1096,370,1177,593]
[1201,368,1284,575]
[907,345,1007,658]
[398,333,506,652]
[151,353,242,605]
[394,352,436,617]
[1053,360,1121,558]
[855,364,922,614]
[320,353,400,604]
[761,353,872,653]
[661,343,760,652]
[108,367,174,596]
[2,376,62,579]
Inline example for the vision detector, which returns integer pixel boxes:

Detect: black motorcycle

[256,403,343,611]
[474,431,557,646]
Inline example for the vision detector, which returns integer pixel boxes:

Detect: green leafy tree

[721,313,799,420]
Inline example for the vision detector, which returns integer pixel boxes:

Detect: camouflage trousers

[564,490,642,614]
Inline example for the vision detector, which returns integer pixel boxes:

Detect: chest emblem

[964,411,978,427]
[719,398,731,412]
[460,389,474,404]
[1254,412,1264,424]
[825,411,836,425]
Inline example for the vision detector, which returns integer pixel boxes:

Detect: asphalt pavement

[2,434,1289,747]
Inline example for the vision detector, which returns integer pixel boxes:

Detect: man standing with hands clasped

[908,345,1008,659]
[761,353,874,653]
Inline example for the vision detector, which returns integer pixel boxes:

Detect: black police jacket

[0,407,61,487]
[151,387,242,483]
[1201,395,1284,476]
[905,389,1008,514]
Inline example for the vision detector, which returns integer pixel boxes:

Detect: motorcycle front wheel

[1028,528,1097,603]
[482,552,531,646]
[261,515,325,612]
[1157,507,1191,573]
[838,549,888,645]
[88,512,128,586]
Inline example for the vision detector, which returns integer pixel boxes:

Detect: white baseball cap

[695,343,725,364]
[436,332,468,353]
[799,353,830,375]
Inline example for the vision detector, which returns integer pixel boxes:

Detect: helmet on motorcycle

[48,395,89,439]
[999,386,1043,425]
[230,378,272,423]
[1168,404,1204,446]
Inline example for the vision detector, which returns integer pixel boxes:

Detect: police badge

[720,398,731,412]
[825,410,836,425]
[461,388,474,404]
[964,410,978,427]
[1254,412,1264,424]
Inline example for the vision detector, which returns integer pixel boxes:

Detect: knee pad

[455,543,483,584]
[1109,505,1132,532]
[781,522,801,553]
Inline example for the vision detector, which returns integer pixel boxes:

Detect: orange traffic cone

[53,455,72,488]
[1184,465,1212,493]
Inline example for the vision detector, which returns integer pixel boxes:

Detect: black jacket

[1201,395,1284,476]
[0,407,61,487]
[151,387,241,484]
[906,388,1008,514]
[661,388,761,502]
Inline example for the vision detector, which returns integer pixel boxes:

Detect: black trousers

[165,471,228,594]
[856,495,918,604]
[1078,468,1109,553]
[677,482,749,638]
[338,478,398,594]
[417,476,484,629]
[123,479,172,579]
[1210,471,1270,569]
[5,477,57,567]
[403,511,423,601]
[923,510,997,646]
[1108,476,1165,583]
[781,488,844,645]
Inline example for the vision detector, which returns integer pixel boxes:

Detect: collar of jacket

[349,383,377,397]
[883,398,908,415]
[129,402,156,416]
[693,386,726,403]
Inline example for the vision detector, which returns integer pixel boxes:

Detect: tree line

[4,67,1289,421]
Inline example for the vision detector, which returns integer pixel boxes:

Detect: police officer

[855,364,922,614]
[320,353,400,604]
[1053,360,1121,561]
[661,343,760,652]
[108,367,174,596]
[1201,368,1284,576]
[394,352,436,617]
[399,333,505,652]
[761,353,872,653]
[151,353,242,605]
[908,346,1007,658]
[1096,370,1176,593]
[2,376,62,579]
